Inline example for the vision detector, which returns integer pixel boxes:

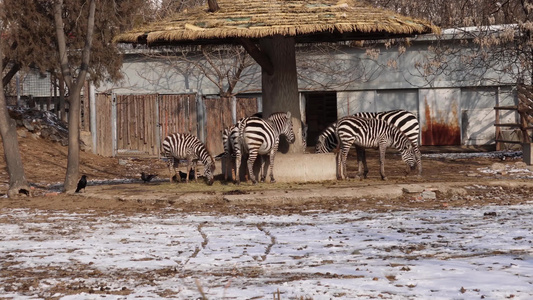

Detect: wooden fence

[93,93,258,157]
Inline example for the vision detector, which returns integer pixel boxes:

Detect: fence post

[111,93,117,157]
[231,96,237,124]
[90,83,97,154]
[196,92,206,143]
[155,94,161,158]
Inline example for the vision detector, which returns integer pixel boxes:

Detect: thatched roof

[115,0,439,46]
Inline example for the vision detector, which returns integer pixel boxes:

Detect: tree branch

[238,38,274,75]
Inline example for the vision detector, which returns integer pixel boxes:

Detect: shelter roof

[115,0,439,46]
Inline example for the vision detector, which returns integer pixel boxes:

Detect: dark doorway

[305,92,338,147]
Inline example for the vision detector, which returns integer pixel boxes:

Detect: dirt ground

[1,130,533,214]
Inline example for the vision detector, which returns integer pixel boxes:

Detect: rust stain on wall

[422,98,461,146]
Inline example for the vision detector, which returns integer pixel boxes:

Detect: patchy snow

[1,204,532,299]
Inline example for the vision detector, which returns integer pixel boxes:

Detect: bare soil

[1,130,533,214]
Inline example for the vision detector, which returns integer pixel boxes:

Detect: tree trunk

[63,90,81,191]
[260,35,304,153]
[58,76,67,122]
[0,46,31,197]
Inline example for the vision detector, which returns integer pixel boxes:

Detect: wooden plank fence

[93,93,258,157]
[95,93,113,156]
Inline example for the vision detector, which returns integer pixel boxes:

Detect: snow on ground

[1,203,532,299]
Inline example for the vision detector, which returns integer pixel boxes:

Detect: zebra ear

[286,111,292,119]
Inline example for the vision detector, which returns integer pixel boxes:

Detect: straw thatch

[115,0,439,46]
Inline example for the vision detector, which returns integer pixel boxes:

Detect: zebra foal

[221,124,240,181]
[335,116,417,181]
[316,109,422,175]
[161,133,215,185]
[236,111,295,184]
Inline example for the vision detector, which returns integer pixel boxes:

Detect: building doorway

[305,92,338,147]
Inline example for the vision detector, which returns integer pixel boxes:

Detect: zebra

[221,124,239,181]
[161,133,215,185]
[220,112,264,181]
[335,116,417,181]
[235,111,295,184]
[315,109,422,175]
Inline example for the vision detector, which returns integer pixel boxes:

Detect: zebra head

[269,111,295,144]
[315,135,328,153]
[400,144,417,170]
[204,160,215,185]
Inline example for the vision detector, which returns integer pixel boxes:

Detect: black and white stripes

[162,133,215,185]
[316,109,420,152]
[235,111,295,184]
[335,116,417,180]
[316,109,422,175]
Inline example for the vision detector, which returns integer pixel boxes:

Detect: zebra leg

[222,154,229,181]
[193,161,198,183]
[336,143,349,180]
[259,155,267,183]
[415,147,423,177]
[355,146,365,180]
[268,152,276,183]
[235,151,241,185]
[361,148,369,178]
[378,143,388,181]
[173,158,181,183]
[168,158,175,183]
[247,151,259,184]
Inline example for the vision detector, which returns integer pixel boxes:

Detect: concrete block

[272,153,337,183]
[217,152,337,183]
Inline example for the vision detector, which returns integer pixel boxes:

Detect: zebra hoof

[381,177,388,181]
[270,179,276,183]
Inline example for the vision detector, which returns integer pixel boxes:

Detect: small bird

[75,175,87,193]
[141,172,157,183]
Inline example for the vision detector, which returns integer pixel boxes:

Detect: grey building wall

[97,29,520,147]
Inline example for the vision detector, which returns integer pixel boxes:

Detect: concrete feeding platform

[219,152,337,183]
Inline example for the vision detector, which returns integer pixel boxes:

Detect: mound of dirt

[0,117,167,196]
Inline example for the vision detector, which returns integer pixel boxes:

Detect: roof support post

[260,35,304,153]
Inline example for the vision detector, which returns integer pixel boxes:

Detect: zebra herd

[161,111,295,185]
[316,110,422,180]
[161,109,421,185]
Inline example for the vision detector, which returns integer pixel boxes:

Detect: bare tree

[53,0,95,192]
[371,0,533,86]
[0,33,31,197]
[1,0,148,194]
[140,46,257,97]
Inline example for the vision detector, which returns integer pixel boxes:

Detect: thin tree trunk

[260,35,303,153]
[0,44,31,197]
[54,0,95,192]
[58,76,66,122]
[64,90,81,191]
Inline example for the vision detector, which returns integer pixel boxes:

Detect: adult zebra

[315,109,422,175]
[220,112,263,181]
[236,111,295,184]
[161,133,215,185]
[336,116,418,181]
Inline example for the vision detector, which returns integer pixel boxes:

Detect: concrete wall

[92,32,521,147]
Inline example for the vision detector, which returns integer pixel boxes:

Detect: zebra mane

[196,141,215,168]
